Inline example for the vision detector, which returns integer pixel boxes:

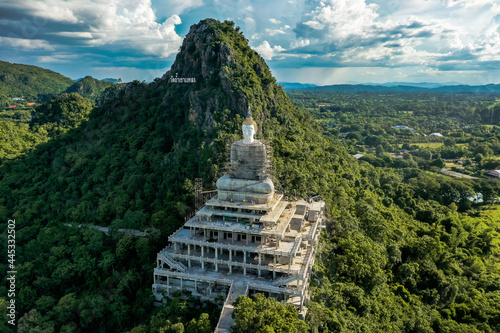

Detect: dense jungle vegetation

[0,19,499,333]
[0,73,117,161]
[0,93,95,161]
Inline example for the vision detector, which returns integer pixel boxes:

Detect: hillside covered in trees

[64,76,117,101]
[0,60,74,105]
[0,61,118,106]
[0,19,499,333]
[0,93,95,161]
[0,65,118,162]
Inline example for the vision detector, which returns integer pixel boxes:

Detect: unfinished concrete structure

[153,111,325,332]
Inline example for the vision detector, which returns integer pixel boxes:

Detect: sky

[1,0,500,85]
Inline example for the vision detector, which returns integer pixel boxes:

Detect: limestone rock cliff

[156,19,292,134]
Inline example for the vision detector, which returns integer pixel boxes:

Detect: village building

[486,170,500,178]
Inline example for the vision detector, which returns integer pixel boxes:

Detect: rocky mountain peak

[157,19,286,133]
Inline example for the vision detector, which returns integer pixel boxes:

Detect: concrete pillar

[244,251,246,263]
[232,232,234,244]
[244,266,247,276]
[258,253,261,265]
[180,277,183,289]
[246,234,249,245]
[229,249,232,261]
[201,246,205,269]
[167,276,170,296]
[273,255,277,279]
[204,229,207,240]
[215,247,219,271]
[174,242,178,251]
[188,244,191,255]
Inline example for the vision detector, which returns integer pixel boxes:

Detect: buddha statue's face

[242,124,255,144]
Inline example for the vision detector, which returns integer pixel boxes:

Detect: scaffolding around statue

[153,111,325,332]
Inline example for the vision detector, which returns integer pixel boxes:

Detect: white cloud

[151,0,203,15]
[254,41,285,60]
[52,32,93,38]
[265,28,286,36]
[290,0,474,68]
[0,36,54,50]
[444,0,495,8]
[24,0,80,23]
[244,16,256,31]
[474,22,500,61]
[296,0,380,42]
[4,0,183,58]
[38,54,78,63]
[291,39,310,48]
[269,18,281,24]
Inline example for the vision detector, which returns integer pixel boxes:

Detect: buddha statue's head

[242,111,257,144]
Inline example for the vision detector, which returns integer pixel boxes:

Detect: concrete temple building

[152,111,325,332]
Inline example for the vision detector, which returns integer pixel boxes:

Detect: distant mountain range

[348,81,463,89]
[278,82,319,90]
[76,77,121,83]
[279,81,500,93]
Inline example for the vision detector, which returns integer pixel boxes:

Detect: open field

[399,142,469,149]
[412,142,444,148]
[398,142,444,148]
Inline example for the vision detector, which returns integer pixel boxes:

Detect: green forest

[0,60,74,105]
[0,60,117,106]
[0,19,499,333]
[0,69,118,161]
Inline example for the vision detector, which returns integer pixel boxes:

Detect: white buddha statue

[216,110,274,203]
